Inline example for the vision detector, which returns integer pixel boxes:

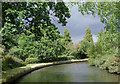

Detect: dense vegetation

[72,2,120,74]
[1,2,120,74]
[1,2,85,71]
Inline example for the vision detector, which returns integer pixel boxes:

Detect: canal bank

[2,59,88,84]
[14,61,119,83]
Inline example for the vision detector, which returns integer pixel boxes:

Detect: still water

[16,62,118,83]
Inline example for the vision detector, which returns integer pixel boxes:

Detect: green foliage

[79,40,89,55]
[2,2,70,28]
[63,28,72,45]
[39,56,68,63]
[88,58,95,66]
[87,41,95,58]
[68,3,120,73]
[82,27,94,58]
[55,56,68,61]
[83,27,93,43]
[25,58,39,64]
[66,56,76,60]
[8,46,22,59]
[1,23,18,50]
[65,42,87,59]
[71,2,120,32]
[2,55,25,71]
[65,38,90,59]
[71,43,82,59]
[3,24,66,61]
[2,2,71,50]
[0,46,4,56]
[64,42,74,55]
[1,2,71,70]
[93,54,120,73]
[87,30,120,74]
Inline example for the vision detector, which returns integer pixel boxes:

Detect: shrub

[88,58,95,66]
[0,47,4,56]
[93,58,101,67]
[108,66,119,74]
[40,56,68,63]
[25,58,39,64]
[93,54,120,74]
[57,56,68,61]
[66,56,75,60]
[2,55,25,71]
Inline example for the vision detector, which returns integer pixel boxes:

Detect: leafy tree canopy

[1,2,71,50]
[70,2,120,32]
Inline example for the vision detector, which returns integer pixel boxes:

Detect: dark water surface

[16,62,118,83]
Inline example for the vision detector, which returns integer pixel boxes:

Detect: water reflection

[16,62,118,83]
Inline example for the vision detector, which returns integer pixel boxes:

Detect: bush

[57,56,68,61]
[92,54,120,74]
[0,47,4,56]
[108,66,119,74]
[39,56,68,63]
[88,58,95,66]
[39,55,76,63]
[25,58,39,64]
[66,56,75,60]
[71,50,87,59]
[2,55,25,71]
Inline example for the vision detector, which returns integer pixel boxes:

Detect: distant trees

[73,2,120,73]
[79,40,89,55]
[64,27,92,59]
[83,27,95,57]
[65,41,87,59]
[63,28,72,45]
[81,27,94,59]
[83,27,93,43]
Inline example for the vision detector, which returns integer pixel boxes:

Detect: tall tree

[83,27,95,63]
[83,27,93,43]
[63,28,72,45]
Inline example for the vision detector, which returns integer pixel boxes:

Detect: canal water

[15,62,118,83]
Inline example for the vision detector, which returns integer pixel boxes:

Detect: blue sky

[51,4,105,43]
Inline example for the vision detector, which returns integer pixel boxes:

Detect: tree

[7,24,66,61]
[1,2,71,50]
[53,39,66,58]
[65,42,74,55]
[79,40,89,55]
[83,27,95,64]
[69,2,120,72]
[70,2,120,32]
[63,28,72,45]
[2,2,71,28]
[83,27,93,43]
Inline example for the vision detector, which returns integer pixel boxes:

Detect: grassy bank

[2,59,88,84]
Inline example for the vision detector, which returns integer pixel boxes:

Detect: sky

[51,4,106,44]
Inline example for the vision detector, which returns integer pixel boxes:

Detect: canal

[15,62,118,83]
